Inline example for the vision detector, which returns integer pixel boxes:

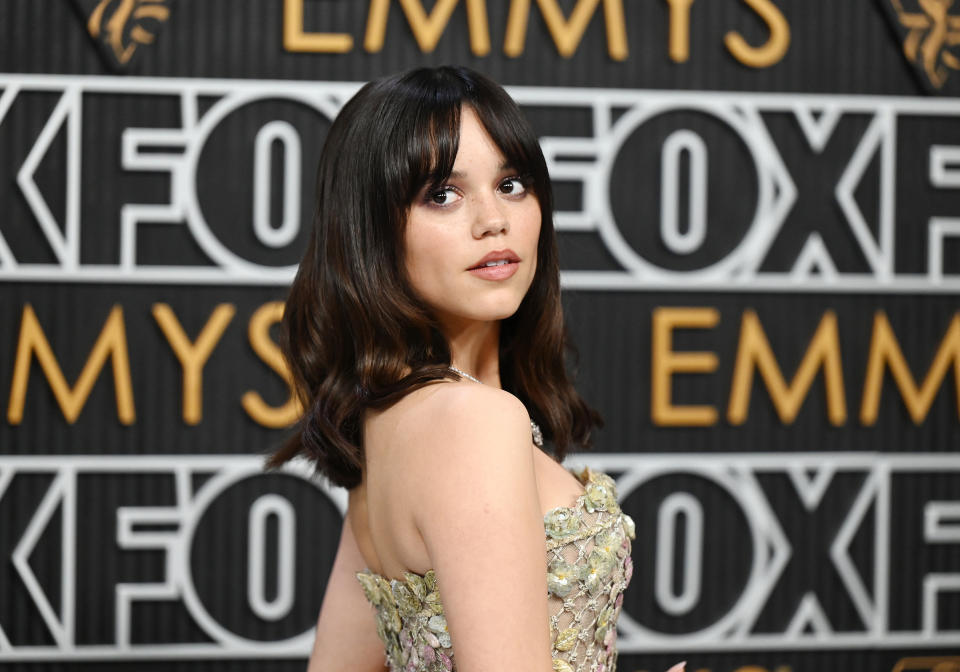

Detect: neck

[443,318,502,388]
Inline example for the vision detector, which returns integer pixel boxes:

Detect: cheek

[403,240,431,293]
[401,228,428,291]
[526,198,542,234]
[530,239,540,282]
[403,225,453,295]
[525,205,542,267]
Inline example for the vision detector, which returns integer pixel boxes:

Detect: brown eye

[499,177,526,196]
[428,187,461,206]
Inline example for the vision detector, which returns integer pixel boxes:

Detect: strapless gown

[356,466,636,672]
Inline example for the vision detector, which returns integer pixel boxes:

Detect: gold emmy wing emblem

[891,657,960,672]
[884,0,960,90]
[72,0,174,71]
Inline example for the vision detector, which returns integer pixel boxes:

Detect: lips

[468,249,521,270]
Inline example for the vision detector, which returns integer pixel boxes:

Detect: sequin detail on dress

[356,467,636,672]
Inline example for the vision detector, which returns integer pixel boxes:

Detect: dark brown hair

[267,66,601,488]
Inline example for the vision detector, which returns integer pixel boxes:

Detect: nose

[471,191,509,238]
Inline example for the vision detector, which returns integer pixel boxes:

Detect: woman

[269,66,681,672]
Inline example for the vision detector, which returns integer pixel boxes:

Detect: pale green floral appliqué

[554,627,579,651]
[584,481,611,513]
[594,603,615,644]
[547,560,580,597]
[594,526,623,556]
[427,614,452,649]
[404,572,428,600]
[355,467,633,672]
[583,549,617,596]
[357,572,384,606]
[391,581,421,618]
[544,506,581,538]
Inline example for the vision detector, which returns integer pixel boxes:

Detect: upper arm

[307,514,388,672]
[397,386,553,672]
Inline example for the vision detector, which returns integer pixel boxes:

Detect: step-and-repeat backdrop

[1,1,959,671]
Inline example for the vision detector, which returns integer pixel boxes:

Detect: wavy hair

[267,66,602,488]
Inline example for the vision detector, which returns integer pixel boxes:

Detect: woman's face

[403,106,541,331]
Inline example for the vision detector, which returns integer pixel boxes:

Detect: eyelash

[423,175,531,207]
[499,176,530,195]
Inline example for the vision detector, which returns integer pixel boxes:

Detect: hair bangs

[406,102,461,201]
[391,67,547,207]
[470,103,540,184]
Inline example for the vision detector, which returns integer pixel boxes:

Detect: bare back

[347,380,586,580]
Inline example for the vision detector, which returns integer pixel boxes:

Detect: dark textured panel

[1,1,957,669]
[564,291,960,454]
[0,1,923,94]
[0,286,292,456]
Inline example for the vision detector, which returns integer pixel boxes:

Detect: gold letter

[651,307,719,426]
[724,0,790,68]
[727,310,846,426]
[504,0,627,60]
[284,0,354,53]
[665,0,695,62]
[365,0,491,55]
[242,302,303,428]
[152,303,235,425]
[860,312,960,425]
[8,305,135,424]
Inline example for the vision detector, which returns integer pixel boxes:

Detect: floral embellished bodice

[356,467,636,672]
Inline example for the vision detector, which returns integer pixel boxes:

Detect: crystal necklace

[448,365,544,447]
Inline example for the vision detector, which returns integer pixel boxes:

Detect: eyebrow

[447,162,515,179]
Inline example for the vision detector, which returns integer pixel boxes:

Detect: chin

[481,302,520,322]
[434,282,533,325]
[476,294,527,319]
[455,301,524,324]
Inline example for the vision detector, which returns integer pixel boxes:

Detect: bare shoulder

[360,381,538,578]
[392,381,543,514]
[385,382,552,669]
[390,381,532,466]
